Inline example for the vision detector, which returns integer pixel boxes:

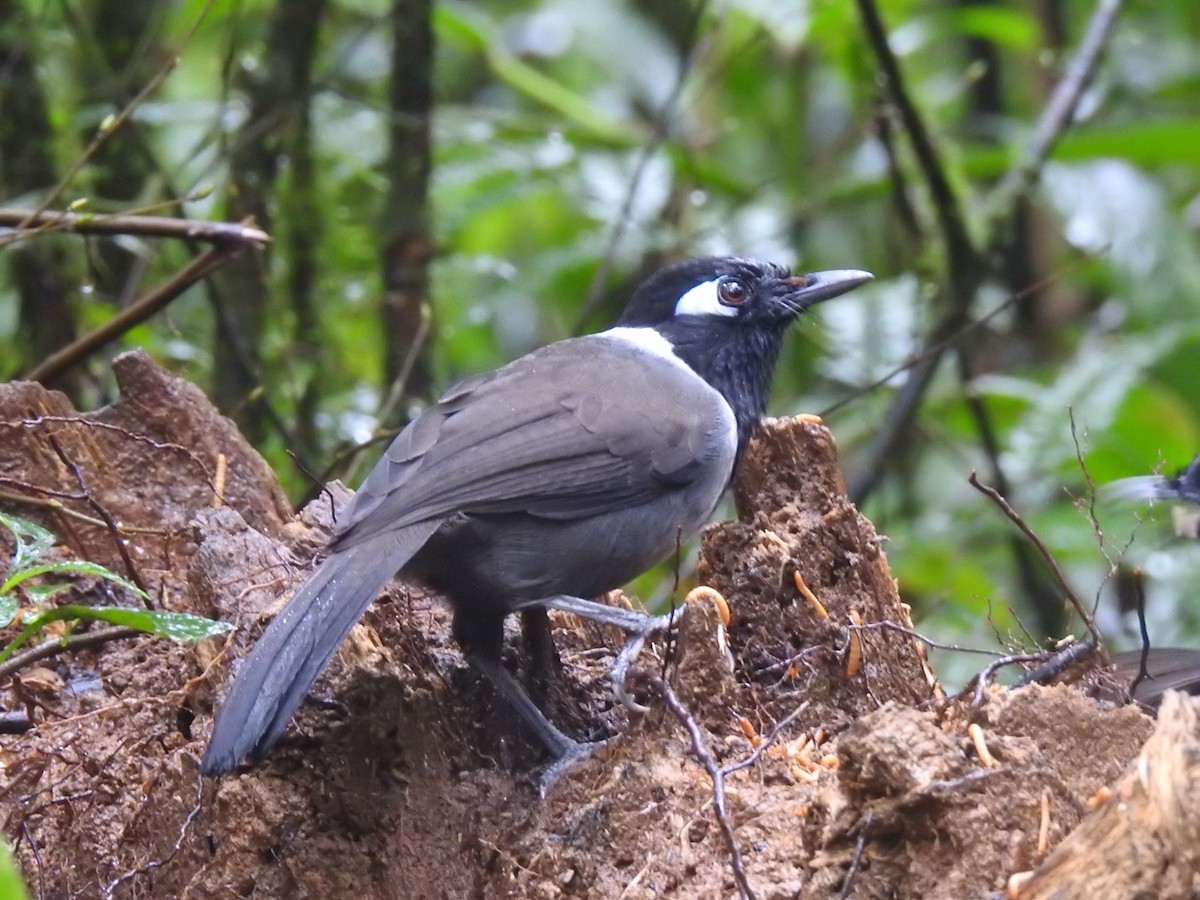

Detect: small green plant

[0,838,28,900]
[0,511,231,667]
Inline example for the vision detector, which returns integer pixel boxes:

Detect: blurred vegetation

[2,0,1199,682]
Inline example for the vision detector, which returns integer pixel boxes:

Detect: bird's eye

[717,278,748,307]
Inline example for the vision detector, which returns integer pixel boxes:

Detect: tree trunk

[211,0,326,447]
[0,0,80,397]
[379,0,435,416]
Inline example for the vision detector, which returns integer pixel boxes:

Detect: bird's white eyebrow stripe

[674,279,737,318]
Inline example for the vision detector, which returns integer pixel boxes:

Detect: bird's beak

[783,269,874,309]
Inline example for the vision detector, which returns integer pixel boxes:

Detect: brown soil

[1,353,1196,899]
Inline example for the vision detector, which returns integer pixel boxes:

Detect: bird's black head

[618,256,870,329]
[617,256,872,458]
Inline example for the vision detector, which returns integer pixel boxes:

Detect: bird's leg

[467,651,578,758]
[453,606,600,793]
[528,594,679,634]
[520,606,571,727]
[466,653,605,796]
[520,607,562,684]
[513,594,682,714]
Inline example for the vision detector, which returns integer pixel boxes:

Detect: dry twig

[8,0,219,235]
[47,437,151,600]
[968,471,1102,645]
[101,765,205,898]
[987,0,1128,225]
[650,676,757,900]
[0,627,142,682]
[25,244,244,384]
[0,209,269,248]
[573,1,710,331]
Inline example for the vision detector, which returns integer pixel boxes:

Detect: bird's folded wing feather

[334,337,729,549]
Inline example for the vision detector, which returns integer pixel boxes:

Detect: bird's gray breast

[411,329,737,602]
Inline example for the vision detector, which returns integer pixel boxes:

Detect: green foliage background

[2,0,1199,683]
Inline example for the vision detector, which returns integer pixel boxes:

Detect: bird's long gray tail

[202,523,438,774]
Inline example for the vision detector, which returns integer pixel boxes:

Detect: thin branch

[961,357,1065,637]
[17,820,44,900]
[846,251,1096,503]
[854,0,976,271]
[46,436,151,602]
[1129,567,1152,701]
[850,620,1010,658]
[1068,408,1106,556]
[342,301,433,486]
[0,496,168,540]
[1013,639,1098,690]
[0,208,269,249]
[572,1,710,332]
[650,675,757,900]
[24,243,242,384]
[309,429,397,497]
[0,626,142,682]
[967,471,1102,645]
[723,701,810,777]
[15,0,218,230]
[843,263,1076,501]
[849,351,943,503]
[838,811,874,900]
[873,101,923,246]
[1065,406,1139,582]
[969,652,1046,707]
[101,767,204,898]
[986,0,1127,227]
[823,278,1033,419]
[0,417,218,497]
[1065,408,1142,644]
[848,0,1121,507]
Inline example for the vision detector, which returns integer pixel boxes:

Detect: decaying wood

[1012,691,1200,899]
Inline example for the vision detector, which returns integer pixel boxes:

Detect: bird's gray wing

[204,335,731,773]
[1112,648,1200,706]
[334,335,733,548]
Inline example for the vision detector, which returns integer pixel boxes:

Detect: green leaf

[930,7,1039,50]
[0,605,233,665]
[19,583,74,602]
[0,596,16,629]
[435,5,641,147]
[0,839,29,900]
[0,560,150,601]
[965,120,1200,180]
[0,512,55,575]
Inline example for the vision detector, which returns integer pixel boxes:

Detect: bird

[1106,452,1200,506]
[1110,647,1200,707]
[201,256,873,777]
[1106,451,1200,540]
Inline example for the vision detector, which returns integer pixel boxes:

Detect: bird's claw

[538,736,616,797]
[526,596,683,715]
[610,610,680,713]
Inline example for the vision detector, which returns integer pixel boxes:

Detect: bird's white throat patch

[599,327,680,363]
[674,278,737,318]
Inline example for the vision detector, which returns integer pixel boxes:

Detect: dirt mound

[1,356,1195,898]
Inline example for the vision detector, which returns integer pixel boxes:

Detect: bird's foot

[608,612,683,713]
[520,596,683,714]
[538,736,616,797]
